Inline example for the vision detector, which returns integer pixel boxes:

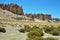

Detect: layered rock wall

[0,4,24,15]
[26,14,52,21]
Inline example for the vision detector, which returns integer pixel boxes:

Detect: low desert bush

[57,26,60,31]
[27,37,44,40]
[19,28,25,33]
[26,26,58,40]
[24,25,31,32]
[27,28,43,39]
[43,26,56,33]
[27,37,58,40]
[49,29,59,36]
[0,27,6,33]
[45,37,58,40]
[19,25,31,33]
[43,26,60,36]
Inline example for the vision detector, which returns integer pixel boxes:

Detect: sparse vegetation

[27,37,44,40]
[45,37,58,40]
[19,25,32,33]
[27,37,58,40]
[19,25,59,40]
[43,26,56,33]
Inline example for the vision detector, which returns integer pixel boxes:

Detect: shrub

[57,26,60,31]
[26,38,32,40]
[32,26,40,29]
[44,26,56,33]
[43,26,60,36]
[27,28,43,39]
[19,28,25,33]
[45,37,58,40]
[24,25,31,32]
[27,37,58,40]
[27,26,44,40]
[0,27,6,33]
[32,37,44,40]
[49,29,59,36]
[31,25,42,31]
[19,25,32,33]
[27,37,44,40]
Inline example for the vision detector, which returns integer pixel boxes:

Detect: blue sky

[0,0,60,18]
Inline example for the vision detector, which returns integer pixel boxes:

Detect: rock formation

[26,14,52,21]
[0,4,60,22]
[0,4,24,15]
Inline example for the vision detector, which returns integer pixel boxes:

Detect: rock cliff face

[0,4,60,21]
[0,4,24,15]
[26,14,52,21]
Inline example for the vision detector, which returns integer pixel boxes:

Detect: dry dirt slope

[0,8,32,20]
